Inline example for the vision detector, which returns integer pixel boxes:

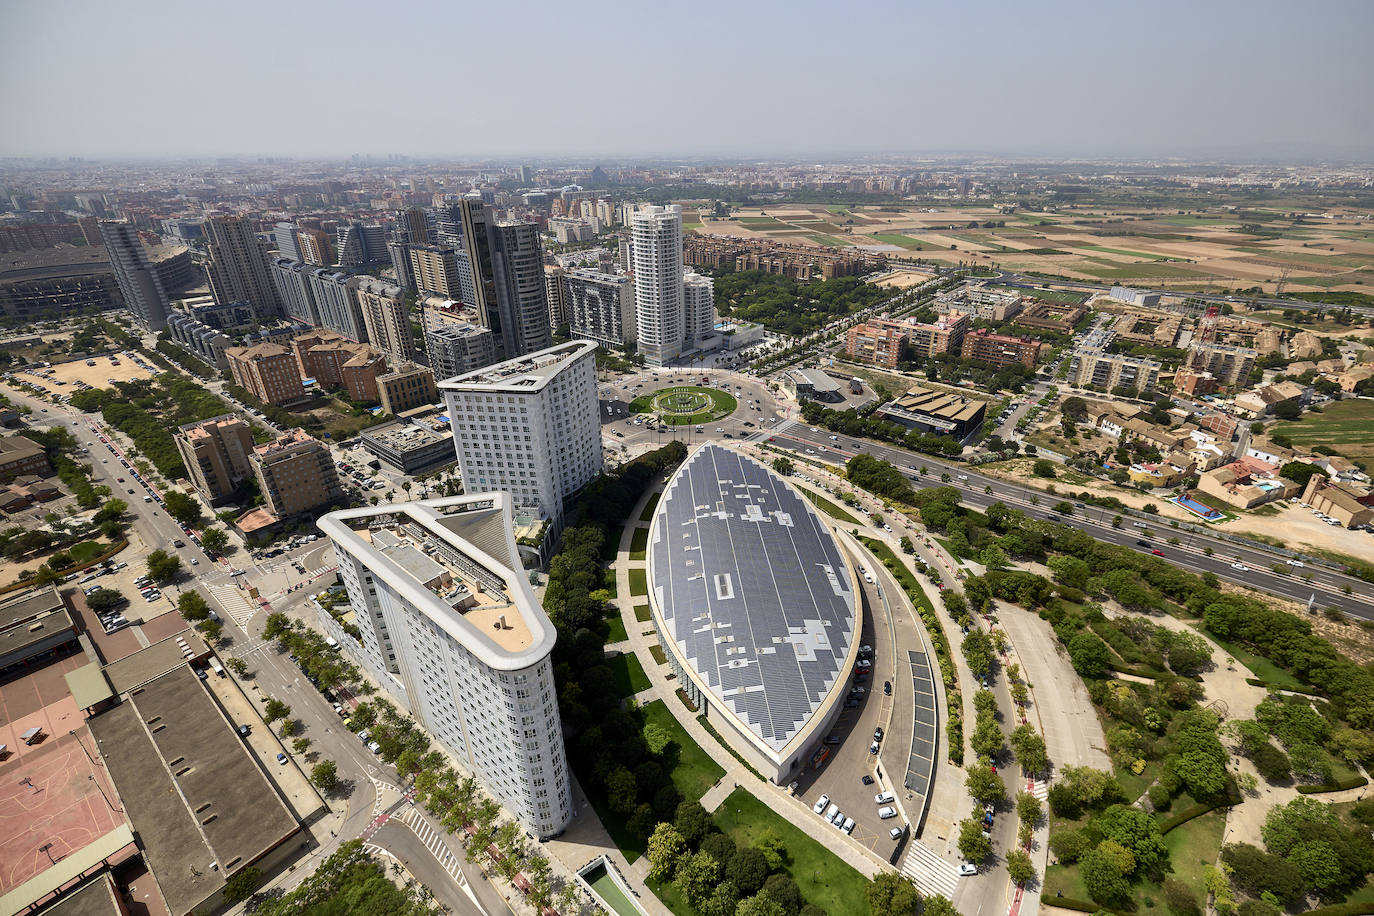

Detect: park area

[629,386,737,426]
[1269,398,1374,459]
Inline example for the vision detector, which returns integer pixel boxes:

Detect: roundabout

[629,385,737,426]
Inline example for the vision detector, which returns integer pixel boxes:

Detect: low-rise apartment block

[1071,348,1161,392]
[960,327,1042,368]
[1301,474,1374,529]
[935,281,1024,321]
[226,342,307,405]
[377,365,438,417]
[0,436,52,482]
[251,429,344,520]
[359,421,454,474]
[1187,342,1257,389]
[682,234,885,280]
[906,312,970,359]
[174,415,254,505]
[1197,456,1298,509]
[292,332,388,402]
[845,318,909,367]
[1012,300,1087,332]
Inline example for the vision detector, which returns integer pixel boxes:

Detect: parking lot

[791,571,907,863]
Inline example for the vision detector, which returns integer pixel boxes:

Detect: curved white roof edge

[435,339,598,393]
[317,491,557,671]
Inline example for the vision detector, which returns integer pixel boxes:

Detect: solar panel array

[904,649,937,806]
[650,445,856,752]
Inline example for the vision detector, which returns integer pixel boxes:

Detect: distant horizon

[2,0,1370,163]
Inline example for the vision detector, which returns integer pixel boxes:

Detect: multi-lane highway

[768,425,1374,619]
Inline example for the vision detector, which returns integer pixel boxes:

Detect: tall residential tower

[99,220,170,330]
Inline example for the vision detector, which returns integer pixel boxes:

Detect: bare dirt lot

[16,354,156,390]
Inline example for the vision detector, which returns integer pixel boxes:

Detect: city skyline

[1,0,1371,160]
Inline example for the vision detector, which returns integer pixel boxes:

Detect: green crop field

[738,217,789,228]
[1269,399,1374,458]
[869,232,940,251]
[808,233,852,247]
[1076,244,1174,261]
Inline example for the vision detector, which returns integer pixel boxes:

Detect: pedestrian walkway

[900,840,960,899]
[698,777,735,814]
[401,807,467,885]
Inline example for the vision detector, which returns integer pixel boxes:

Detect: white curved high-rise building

[632,205,684,366]
[319,493,573,838]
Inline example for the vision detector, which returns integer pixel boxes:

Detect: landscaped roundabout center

[630,385,737,425]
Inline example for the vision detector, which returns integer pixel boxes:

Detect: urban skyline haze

[1,0,1371,161]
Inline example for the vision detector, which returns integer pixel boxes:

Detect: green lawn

[628,386,738,426]
[712,789,873,916]
[808,233,852,247]
[648,644,667,665]
[634,603,653,623]
[1044,808,1224,916]
[629,526,650,561]
[1204,632,1306,690]
[801,487,860,523]
[629,568,648,596]
[607,652,652,697]
[639,491,661,522]
[1270,398,1374,458]
[640,700,725,802]
[1074,259,1206,280]
[606,615,628,644]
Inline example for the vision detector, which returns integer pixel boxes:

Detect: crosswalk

[207,581,258,628]
[1032,779,1049,802]
[900,840,960,899]
[401,808,467,885]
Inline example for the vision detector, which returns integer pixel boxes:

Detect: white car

[824,803,840,823]
[874,791,895,804]
[813,794,830,815]
[1231,562,1249,571]
[1286,559,1305,568]
[830,808,845,826]
[878,806,897,819]
[842,817,855,834]
[958,863,978,876]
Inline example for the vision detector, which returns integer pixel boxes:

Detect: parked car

[878,806,897,819]
[958,863,977,876]
[875,791,895,804]
[812,795,830,815]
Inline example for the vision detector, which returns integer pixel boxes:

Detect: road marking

[207,581,259,628]
[900,840,960,898]
[401,808,468,884]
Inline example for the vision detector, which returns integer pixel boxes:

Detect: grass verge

[629,526,650,561]
[801,486,861,523]
[607,652,652,697]
[629,568,648,596]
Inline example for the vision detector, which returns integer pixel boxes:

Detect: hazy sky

[2,0,1371,160]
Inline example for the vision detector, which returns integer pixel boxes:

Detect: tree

[647,823,688,882]
[178,591,210,621]
[222,866,263,905]
[771,457,794,476]
[264,698,291,723]
[675,800,713,847]
[755,831,787,871]
[606,767,638,814]
[201,526,230,554]
[674,851,721,912]
[966,764,1006,805]
[1050,829,1091,864]
[962,630,995,677]
[1016,790,1043,829]
[263,612,292,640]
[1062,396,1088,419]
[1163,877,1202,916]
[196,618,224,643]
[33,566,63,587]
[760,874,802,916]
[726,847,770,897]
[1011,725,1049,776]
[919,897,959,916]
[146,549,181,584]
[1006,848,1036,886]
[93,498,128,524]
[1097,804,1168,874]
[643,722,672,754]
[736,896,787,916]
[310,760,338,793]
[1080,841,1132,905]
[867,872,921,916]
[1068,632,1113,678]
[1032,459,1057,478]
[86,588,125,613]
[958,817,991,862]
[163,490,204,528]
[225,657,249,677]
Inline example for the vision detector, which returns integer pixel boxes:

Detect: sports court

[0,730,127,893]
[0,653,85,764]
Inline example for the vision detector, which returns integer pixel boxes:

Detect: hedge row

[1244,676,1324,696]
[1157,785,1242,834]
[696,715,765,782]
[1296,774,1369,794]
[861,537,963,765]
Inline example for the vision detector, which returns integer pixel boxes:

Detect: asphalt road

[768,426,1374,619]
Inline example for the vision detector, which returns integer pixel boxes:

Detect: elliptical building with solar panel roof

[647,444,860,784]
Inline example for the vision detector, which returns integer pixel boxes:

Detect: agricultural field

[1268,398,1374,458]
[689,203,1374,296]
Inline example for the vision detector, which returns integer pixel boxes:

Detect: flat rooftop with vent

[319,497,555,663]
[439,339,596,391]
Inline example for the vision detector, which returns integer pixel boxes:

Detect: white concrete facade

[439,340,602,526]
[320,494,572,838]
[632,205,684,367]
